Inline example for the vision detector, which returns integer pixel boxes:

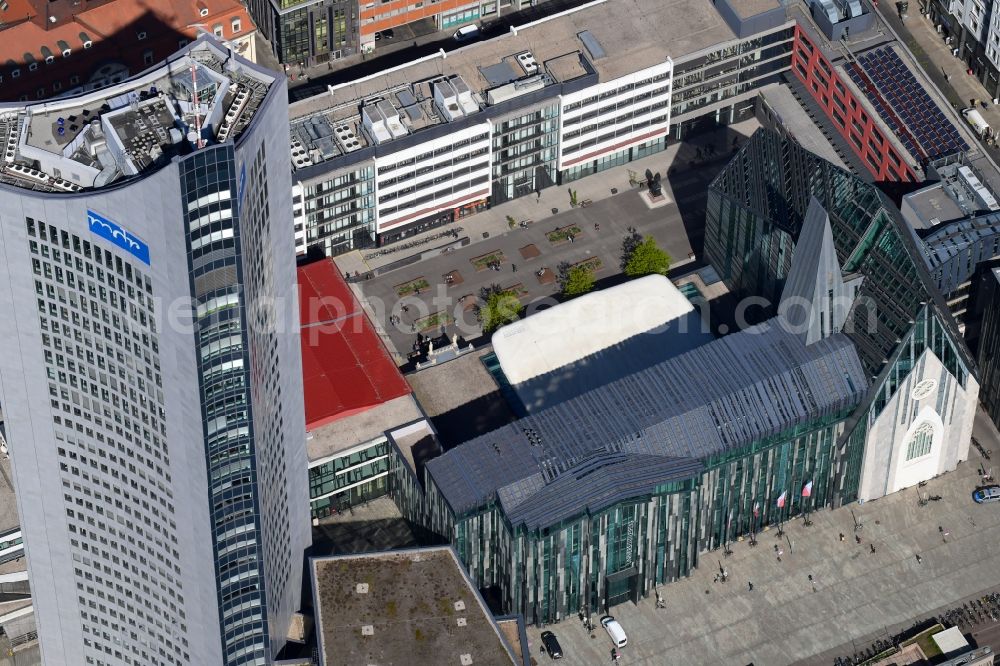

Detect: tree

[561,265,595,298]
[475,284,523,334]
[619,227,643,271]
[623,236,671,278]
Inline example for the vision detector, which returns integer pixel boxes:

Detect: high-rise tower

[0,37,308,665]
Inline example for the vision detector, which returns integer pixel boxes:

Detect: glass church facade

[432,411,854,624]
[415,129,976,626]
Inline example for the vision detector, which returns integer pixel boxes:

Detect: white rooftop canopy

[492,274,695,386]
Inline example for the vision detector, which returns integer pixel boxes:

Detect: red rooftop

[298,258,411,432]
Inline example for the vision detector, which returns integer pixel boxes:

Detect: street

[287,0,604,102]
[868,0,1000,191]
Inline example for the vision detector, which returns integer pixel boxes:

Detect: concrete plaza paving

[524,409,1000,666]
[341,122,763,361]
[334,119,762,279]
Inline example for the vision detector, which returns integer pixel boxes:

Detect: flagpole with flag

[724,511,733,555]
[776,490,787,537]
[802,480,814,526]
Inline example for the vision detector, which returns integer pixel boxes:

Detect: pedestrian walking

[870,543,876,554]
[916,554,923,564]
[856,534,862,545]
[748,581,754,592]
[512,263,517,272]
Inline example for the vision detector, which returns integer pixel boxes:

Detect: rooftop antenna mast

[190,62,204,149]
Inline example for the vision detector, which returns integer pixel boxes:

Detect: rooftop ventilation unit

[290,137,313,167]
[516,51,538,75]
[450,76,479,115]
[433,79,462,121]
[362,100,407,144]
[334,124,362,153]
[813,0,841,22]
[958,165,1000,210]
[434,77,479,120]
[376,100,407,139]
[487,74,546,105]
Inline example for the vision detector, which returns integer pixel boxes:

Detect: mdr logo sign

[87,209,150,265]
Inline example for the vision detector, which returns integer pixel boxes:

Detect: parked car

[540,631,563,659]
[973,485,1000,503]
[374,29,394,40]
[453,24,479,41]
[601,615,627,648]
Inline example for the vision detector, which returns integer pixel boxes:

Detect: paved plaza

[341,122,763,361]
[524,409,1000,665]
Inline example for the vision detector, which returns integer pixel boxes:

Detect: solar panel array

[850,47,968,161]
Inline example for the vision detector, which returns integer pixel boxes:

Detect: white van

[601,616,627,648]
[964,107,992,138]
[453,24,479,41]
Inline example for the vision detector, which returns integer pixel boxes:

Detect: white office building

[287,0,795,255]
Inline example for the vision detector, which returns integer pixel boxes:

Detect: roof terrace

[311,547,517,666]
[0,37,274,194]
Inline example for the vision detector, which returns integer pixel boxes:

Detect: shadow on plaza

[665,121,757,258]
[429,389,518,450]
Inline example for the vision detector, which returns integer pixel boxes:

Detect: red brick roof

[298,259,412,432]
[0,0,254,101]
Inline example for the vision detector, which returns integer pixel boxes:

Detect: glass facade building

[308,439,391,518]
[299,165,376,256]
[413,128,978,627]
[423,315,868,624]
[670,27,796,123]
[975,268,1000,428]
[490,103,559,205]
[0,41,309,666]
[246,0,356,66]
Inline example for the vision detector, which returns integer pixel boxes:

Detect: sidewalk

[334,119,760,279]
[525,410,1000,664]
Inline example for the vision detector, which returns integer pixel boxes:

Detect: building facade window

[906,422,934,460]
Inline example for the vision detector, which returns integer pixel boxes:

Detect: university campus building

[284,0,987,261]
[296,256,443,521]
[416,128,979,625]
[286,0,798,256]
[0,38,309,665]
